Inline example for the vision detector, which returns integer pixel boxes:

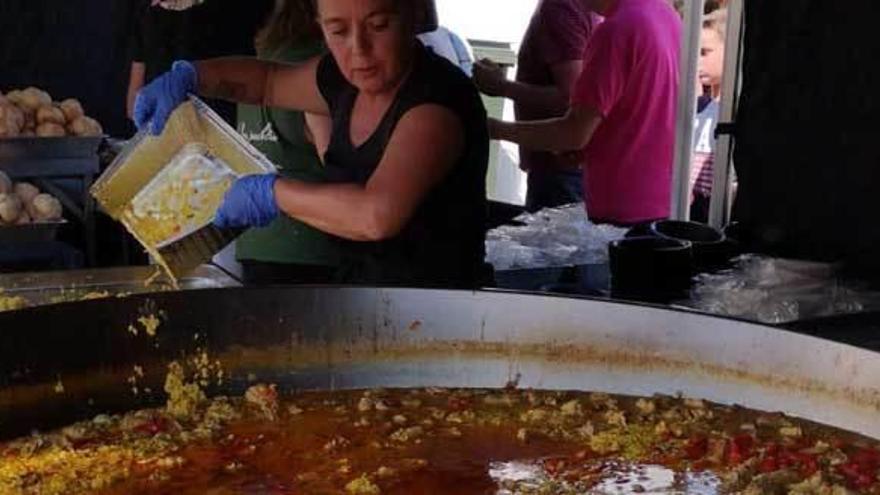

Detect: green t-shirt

[235,41,340,266]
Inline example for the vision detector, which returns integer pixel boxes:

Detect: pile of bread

[0,87,103,138]
[0,171,64,225]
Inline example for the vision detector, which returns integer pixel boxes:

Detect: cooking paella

[1,378,877,494]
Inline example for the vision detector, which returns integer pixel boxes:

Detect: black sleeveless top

[317,43,489,288]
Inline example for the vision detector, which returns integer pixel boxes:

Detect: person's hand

[213,174,280,229]
[133,60,197,135]
[473,59,508,97]
[487,117,504,140]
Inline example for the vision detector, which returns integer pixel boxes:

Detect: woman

[134,0,490,288]
[235,0,340,284]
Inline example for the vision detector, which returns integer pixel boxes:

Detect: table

[0,137,101,265]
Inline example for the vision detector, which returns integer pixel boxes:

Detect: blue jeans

[525,168,584,212]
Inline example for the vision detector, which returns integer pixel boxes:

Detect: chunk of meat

[245,384,279,421]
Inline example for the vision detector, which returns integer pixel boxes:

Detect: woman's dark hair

[310,0,437,34]
[256,0,322,53]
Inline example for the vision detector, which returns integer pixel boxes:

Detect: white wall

[436,0,539,205]
[437,0,539,44]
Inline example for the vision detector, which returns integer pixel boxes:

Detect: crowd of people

[130,0,728,288]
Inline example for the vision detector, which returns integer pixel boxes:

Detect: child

[690,8,727,222]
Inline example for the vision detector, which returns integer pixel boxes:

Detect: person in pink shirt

[473,0,602,212]
[490,0,682,225]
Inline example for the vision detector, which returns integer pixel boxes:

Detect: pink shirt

[571,0,682,224]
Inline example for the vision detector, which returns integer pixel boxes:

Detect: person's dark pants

[525,167,584,212]
[240,261,337,286]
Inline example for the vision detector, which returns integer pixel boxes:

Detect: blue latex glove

[214,174,280,229]
[133,60,198,135]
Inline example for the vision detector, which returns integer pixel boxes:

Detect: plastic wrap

[486,204,627,271]
[686,255,880,324]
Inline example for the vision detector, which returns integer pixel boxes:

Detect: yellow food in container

[91,98,276,283]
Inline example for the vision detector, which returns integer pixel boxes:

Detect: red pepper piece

[134,415,169,436]
[728,434,754,465]
[778,449,799,468]
[684,436,709,460]
[447,396,470,411]
[795,453,819,476]
[758,456,779,473]
[838,461,864,483]
[851,447,880,471]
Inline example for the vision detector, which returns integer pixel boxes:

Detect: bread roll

[15,211,31,225]
[19,87,52,111]
[59,99,85,122]
[36,122,66,137]
[36,105,66,126]
[0,104,24,137]
[22,111,36,132]
[30,193,63,221]
[3,104,24,129]
[0,193,22,224]
[68,116,103,137]
[0,122,16,138]
[5,90,23,106]
[0,171,12,195]
[14,182,40,204]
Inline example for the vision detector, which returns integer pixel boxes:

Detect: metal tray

[91,97,276,280]
[0,264,240,309]
[0,136,102,161]
[0,287,878,443]
[0,220,66,243]
[0,137,101,180]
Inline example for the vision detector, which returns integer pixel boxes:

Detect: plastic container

[624,222,655,239]
[127,143,237,249]
[650,220,731,273]
[609,237,693,303]
[91,97,275,282]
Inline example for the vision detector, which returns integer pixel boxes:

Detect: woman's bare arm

[194,56,329,115]
[274,104,464,241]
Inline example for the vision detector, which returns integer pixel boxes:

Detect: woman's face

[317,0,413,95]
[698,28,725,90]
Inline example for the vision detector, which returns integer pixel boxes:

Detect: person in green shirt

[236,0,340,284]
